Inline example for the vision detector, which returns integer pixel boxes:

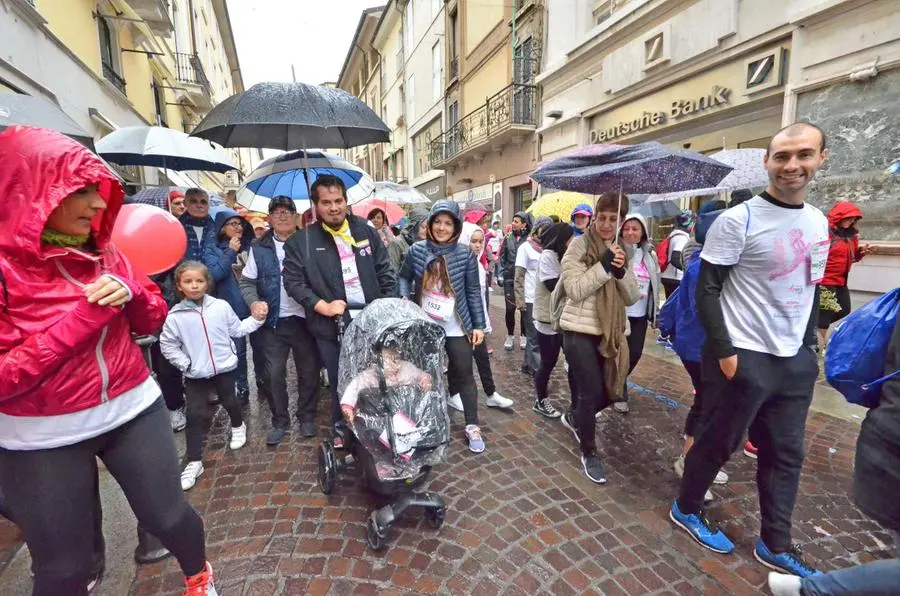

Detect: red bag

[656,236,672,272]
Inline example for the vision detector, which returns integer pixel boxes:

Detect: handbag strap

[861,368,900,391]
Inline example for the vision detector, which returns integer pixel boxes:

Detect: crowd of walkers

[0,120,898,595]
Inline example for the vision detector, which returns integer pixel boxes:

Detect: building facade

[428,0,544,219]
[0,0,256,192]
[539,0,900,294]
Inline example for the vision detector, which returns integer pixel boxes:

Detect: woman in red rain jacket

[0,127,216,596]
[817,201,872,349]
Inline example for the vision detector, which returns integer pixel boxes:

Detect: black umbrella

[189,82,390,150]
[0,94,95,149]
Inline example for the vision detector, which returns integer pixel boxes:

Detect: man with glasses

[283,175,396,448]
[240,197,320,445]
[180,188,215,261]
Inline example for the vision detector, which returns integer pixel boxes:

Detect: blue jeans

[801,531,900,595]
[234,337,249,394]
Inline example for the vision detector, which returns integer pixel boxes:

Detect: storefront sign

[416,175,446,201]
[452,182,493,203]
[589,86,731,143]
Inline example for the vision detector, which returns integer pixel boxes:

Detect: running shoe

[183,562,218,596]
[613,401,629,414]
[485,393,513,408]
[229,423,247,450]
[668,500,734,554]
[532,399,561,419]
[519,336,527,350]
[673,455,729,485]
[504,336,515,351]
[744,440,758,459]
[170,407,186,433]
[465,425,485,453]
[754,541,821,578]
[560,410,579,443]
[767,572,801,596]
[266,426,287,446]
[447,393,464,411]
[581,454,607,484]
[180,461,204,491]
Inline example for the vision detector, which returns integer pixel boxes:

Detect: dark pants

[563,331,611,456]
[248,328,271,400]
[504,285,524,336]
[316,338,342,431]
[266,317,320,429]
[817,284,852,330]
[150,341,183,411]
[234,337,249,394]
[446,336,478,426]
[662,278,680,298]
[522,303,540,371]
[184,370,243,461]
[472,341,496,396]
[535,330,578,410]
[678,346,818,551]
[622,315,649,400]
[681,359,705,438]
[0,399,206,594]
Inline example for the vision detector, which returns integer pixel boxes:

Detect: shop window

[513,185,533,212]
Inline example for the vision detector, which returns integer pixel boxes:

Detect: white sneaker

[170,407,186,432]
[767,572,802,596]
[504,336,514,351]
[181,461,204,491]
[564,359,569,373]
[320,367,329,387]
[704,489,714,503]
[674,455,729,485]
[184,562,218,596]
[229,423,247,450]
[485,393,513,408]
[613,401,629,414]
[519,336,527,350]
[447,393,464,412]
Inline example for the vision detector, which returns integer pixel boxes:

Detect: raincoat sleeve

[110,249,168,336]
[465,252,486,330]
[159,315,191,373]
[0,294,121,401]
[204,241,238,283]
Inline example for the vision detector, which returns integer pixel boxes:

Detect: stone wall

[796,67,900,241]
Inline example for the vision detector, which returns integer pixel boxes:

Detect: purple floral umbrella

[531,142,733,195]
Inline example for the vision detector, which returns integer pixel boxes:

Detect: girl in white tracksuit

[161,261,266,490]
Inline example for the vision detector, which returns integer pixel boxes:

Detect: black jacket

[282,214,397,341]
[853,313,900,532]
[499,210,533,287]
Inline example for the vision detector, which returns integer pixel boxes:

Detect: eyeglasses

[225,221,243,228]
[269,210,295,219]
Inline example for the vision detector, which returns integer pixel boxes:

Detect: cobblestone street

[0,304,891,595]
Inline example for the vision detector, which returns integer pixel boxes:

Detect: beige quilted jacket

[558,235,641,336]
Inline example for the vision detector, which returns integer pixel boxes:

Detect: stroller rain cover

[338,298,451,480]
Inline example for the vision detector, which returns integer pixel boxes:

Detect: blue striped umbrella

[236,149,374,213]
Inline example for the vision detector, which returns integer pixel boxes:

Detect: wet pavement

[0,298,891,595]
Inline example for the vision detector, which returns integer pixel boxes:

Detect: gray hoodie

[620,213,661,324]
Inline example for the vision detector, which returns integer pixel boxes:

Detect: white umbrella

[96,125,239,173]
[373,181,430,204]
[646,148,768,203]
[235,149,374,213]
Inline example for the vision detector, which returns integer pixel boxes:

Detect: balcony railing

[175,52,210,90]
[449,57,458,80]
[102,62,126,94]
[430,83,537,165]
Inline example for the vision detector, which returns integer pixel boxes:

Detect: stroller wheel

[317,441,336,495]
[424,506,445,530]
[366,515,387,551]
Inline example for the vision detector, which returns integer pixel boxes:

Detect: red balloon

[111,203,187,276]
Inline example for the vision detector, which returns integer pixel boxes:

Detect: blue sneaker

[465,425,485,453]
[754,540,822,578]
[669,500,735,554]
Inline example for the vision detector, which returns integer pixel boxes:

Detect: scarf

[322,219,359,248]
[181,214,209,227]
[582,230,629,402]
[41,229,89,248]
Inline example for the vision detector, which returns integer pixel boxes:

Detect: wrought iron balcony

[102,62,126,95]
[175,52,211,91]
[430,83,537,167]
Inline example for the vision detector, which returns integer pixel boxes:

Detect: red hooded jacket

[0,126,167,417]
[822,201,864,287]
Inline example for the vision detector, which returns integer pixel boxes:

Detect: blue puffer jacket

[398,201,485,333]
[204,207,253,319]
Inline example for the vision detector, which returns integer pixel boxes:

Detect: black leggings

[0,398,206,595]
[623,316,649,400]
[472,341,496,396]
[446,336,478,425]
[563,331,611,456]
[535,330,578,410]
[504,289,524,336]
[184,369,243,461]
[150,340,184,411]
[681,359,705,438]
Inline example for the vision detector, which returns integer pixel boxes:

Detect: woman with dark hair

[559,194,640,483]
[0,126,215,595]
[399,200,487,453]
[532,223,578,423]
[368,207,395,247]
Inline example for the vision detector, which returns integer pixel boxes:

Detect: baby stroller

[316,298,450,550]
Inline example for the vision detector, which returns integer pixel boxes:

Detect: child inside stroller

[317,298,451,550]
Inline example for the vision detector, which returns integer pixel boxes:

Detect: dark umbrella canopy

[531,141,733,195]
[0,94,94,149]
[189,82,390,150]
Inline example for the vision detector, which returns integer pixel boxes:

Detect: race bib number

[634,261,650,299]
[422,290,455,322]
[809,240,829,284]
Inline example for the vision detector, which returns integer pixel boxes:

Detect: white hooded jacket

[459,222,492,334]
[160,294,264,379]
[619,213,662,324]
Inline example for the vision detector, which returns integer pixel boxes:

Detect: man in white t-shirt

[670,123,829,580]
[240,196,320,446]
[515,217,552,376]
[660,210,695,298]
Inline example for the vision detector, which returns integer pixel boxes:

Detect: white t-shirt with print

[333,235,367,308]
[661,230,689,281]
[700,195,828,357]
[626,247,651,318]
[515,241,541,304]
[243,239,306,318]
